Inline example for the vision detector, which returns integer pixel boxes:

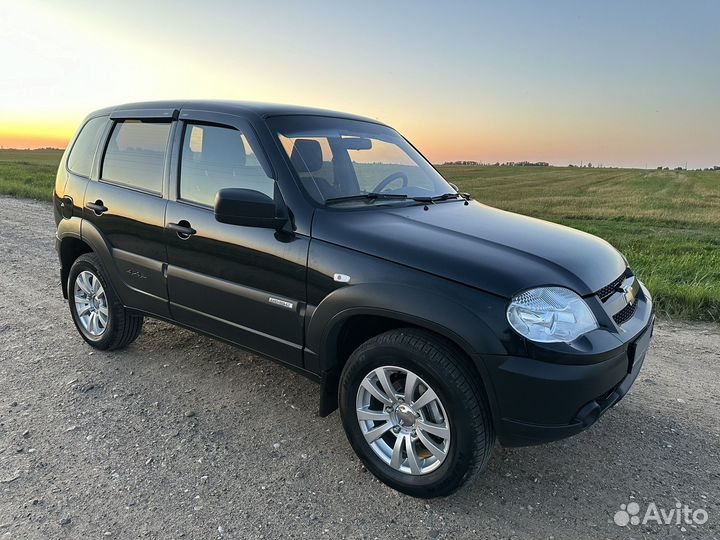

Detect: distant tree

[674,166,683,171]
[587,162,593,168]
[657,166,663,170]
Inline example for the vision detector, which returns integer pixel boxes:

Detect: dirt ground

[1,197,718,539]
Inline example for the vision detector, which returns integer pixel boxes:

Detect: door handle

[167,221,197,239]
[86,200,108,215]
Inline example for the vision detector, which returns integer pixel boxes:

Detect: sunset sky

[1,0,718,168]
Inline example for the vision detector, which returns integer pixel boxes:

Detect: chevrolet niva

[54,101,654,497]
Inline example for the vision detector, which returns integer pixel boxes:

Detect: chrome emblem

[623,285,636,306]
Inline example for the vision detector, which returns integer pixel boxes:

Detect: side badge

[268,297,295,310]
[333,273,351,283]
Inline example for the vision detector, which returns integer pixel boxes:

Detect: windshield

[269,115,456,206]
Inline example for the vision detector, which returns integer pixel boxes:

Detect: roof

[88,100,386,125]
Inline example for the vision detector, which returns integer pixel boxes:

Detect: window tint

[67,116,107,177]
[102,120,170,193]
[180,124,274,207]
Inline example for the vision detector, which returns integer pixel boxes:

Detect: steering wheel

[372,171,409,193]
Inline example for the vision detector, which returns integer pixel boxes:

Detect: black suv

[54,101,654,497]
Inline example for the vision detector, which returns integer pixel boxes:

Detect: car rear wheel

[68,253,144,350]
[339,328,495,498]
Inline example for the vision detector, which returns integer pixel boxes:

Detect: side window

[180,123,274,207]
[101,120,171,193]
[67,116,107,177]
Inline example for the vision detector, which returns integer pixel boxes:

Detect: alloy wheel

[355,366,451,475]
[73,270,109,337]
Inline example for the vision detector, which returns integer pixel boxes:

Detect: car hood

[312,200,626,298]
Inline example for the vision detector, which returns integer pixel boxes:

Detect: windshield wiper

[325,193,409,205]
[325,191,472,206]
[410,192,471,203]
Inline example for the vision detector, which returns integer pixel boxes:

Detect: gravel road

[0,196,718,539]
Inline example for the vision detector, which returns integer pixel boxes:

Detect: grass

[0,149,62,200]
[0,149,717,320]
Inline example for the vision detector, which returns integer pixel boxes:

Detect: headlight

[507,287,598,343]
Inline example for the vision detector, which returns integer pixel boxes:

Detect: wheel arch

[59,236,93,298]
[58,218,116,300]
[309,283,505,419]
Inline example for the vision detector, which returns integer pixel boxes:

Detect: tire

[339,328,495,498]
[67,253,144,350]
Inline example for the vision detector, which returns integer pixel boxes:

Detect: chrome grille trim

[595,268,633,302]
[596,271,641,327]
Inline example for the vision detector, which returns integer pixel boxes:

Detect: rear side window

[101,120,171,193]
[179,123,274,207]
[67,116,107,177]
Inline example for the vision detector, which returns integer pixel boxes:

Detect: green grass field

[0,149,63,199]
[1,149,718,320]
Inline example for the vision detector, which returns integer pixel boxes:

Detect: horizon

[1,1,718,168]
[4,146,715,171]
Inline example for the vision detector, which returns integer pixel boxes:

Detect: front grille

[596,269,632,302]
[613,301,638,325]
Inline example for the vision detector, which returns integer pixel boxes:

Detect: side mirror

[214,188,288,230]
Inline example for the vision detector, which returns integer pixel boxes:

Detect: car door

[83,109,175,318]
[164,110,308,367]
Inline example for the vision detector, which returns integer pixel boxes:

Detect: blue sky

[1,0,718,167]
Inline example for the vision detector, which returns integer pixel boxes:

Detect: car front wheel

[339,328,495,498]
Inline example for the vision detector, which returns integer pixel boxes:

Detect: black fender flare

[59,218,127,306]
[309,283,507,369]
[56,215,82,243]
[308,283,506,366]
[308,282,506,417]
[56,217,83,297]
[79,218,114,270]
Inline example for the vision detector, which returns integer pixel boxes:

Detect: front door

[164,111,308,367]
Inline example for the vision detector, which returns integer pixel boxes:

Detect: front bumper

[484,314,655,447]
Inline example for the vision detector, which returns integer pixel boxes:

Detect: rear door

[83,109,175,318]
[164,110,308,367]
